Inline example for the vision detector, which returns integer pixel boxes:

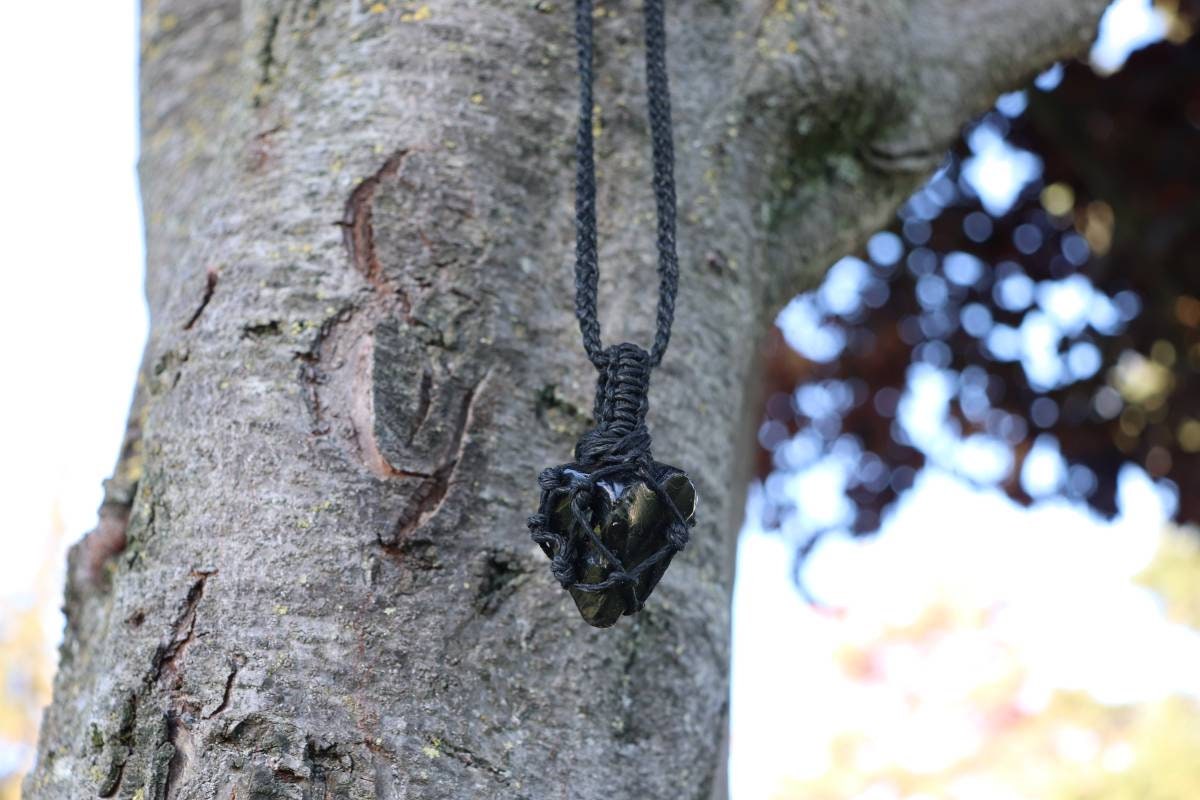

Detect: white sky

[0,1,1182,797]
[0,2,146,601]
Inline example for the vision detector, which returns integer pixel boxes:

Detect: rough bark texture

[28,1,1104,798]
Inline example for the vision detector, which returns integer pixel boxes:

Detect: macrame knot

[573,343,653,472]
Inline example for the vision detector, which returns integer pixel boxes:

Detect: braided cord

[539,0,690,624]
[573,0,680,368]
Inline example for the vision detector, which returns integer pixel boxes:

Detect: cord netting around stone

[528,344,692,614]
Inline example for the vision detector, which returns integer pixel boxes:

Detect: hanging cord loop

[573,0,680,368]
[529,0,694,625]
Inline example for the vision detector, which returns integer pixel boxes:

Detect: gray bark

[27,0,1104,798]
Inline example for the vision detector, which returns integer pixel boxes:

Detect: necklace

[528,0,696,627]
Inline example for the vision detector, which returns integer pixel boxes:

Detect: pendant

[539,466,695,627]
[529,343,696,627]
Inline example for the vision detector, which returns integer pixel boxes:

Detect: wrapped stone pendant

[529,343,696,627]
[539,466,695,627]
[542,0,689,626]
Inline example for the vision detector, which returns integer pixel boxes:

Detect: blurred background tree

[755,0,1200,567]
[728,5,1200,793]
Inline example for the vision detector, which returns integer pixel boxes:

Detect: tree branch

[735,0,1110,307]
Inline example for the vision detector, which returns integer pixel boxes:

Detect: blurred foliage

[773,526,1200,800]
[757,3,1200,551]
[776,694,1200,800]
[0,510,61,798]
[1135,524,1200,627]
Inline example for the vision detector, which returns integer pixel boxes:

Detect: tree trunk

[27,1,1104,797]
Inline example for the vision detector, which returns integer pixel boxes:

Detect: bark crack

[296,307,354,436]
[385,369,489,545]
[339,149,410,299]
[202,656,242,719]
[152,570,216,683]
[408,366,434,446]
[253,12,281,107]
[434,737,512,785]
[241,319,282,339]
[155,571,216,799]
[183,267,219,331]
[471,549,530,617]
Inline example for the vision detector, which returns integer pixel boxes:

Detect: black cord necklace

[528,0,696,628]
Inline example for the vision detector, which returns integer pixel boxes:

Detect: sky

[0,3,147,604]
[0,0,1186,797]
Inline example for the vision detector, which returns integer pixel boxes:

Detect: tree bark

[28,0,1105,797]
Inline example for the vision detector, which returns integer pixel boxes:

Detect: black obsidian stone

[543,468,696,627]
